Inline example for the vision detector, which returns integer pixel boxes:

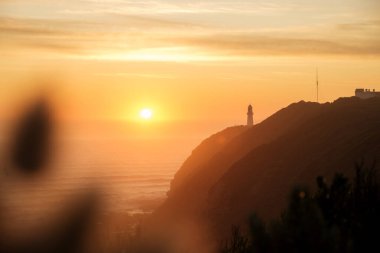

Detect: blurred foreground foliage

[1,99,98,253]
[221,163,380,253]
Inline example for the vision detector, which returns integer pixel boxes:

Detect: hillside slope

[153,97,380,246]
[206,97,380,236]
[156,101,322,220]
[169,125,248,193]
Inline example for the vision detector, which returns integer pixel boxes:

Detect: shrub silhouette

[221,226,249,253]
[222,163,380,253]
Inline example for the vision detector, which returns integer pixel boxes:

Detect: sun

[139,108,153,120]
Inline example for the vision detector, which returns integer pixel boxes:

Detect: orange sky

[1,0,380,129]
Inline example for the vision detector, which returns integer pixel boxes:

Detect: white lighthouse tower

[247,104,254,126]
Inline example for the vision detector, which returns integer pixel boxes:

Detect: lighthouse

[247,104,254,126]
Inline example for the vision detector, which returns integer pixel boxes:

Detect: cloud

[336,19,380,31]
[1,12,380,61]
[0,17,70,36]
[0,17,93,54]
[94,72,176,79]
[103,13,204,30]
[61,0,297,15]
[0,14,201,53]
[169,31,380,57]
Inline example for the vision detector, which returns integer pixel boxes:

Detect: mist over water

[0,122,203,228]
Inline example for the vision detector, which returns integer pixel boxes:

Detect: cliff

[153,96,380,243]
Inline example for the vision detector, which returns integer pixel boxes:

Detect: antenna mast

[316,68,319,103]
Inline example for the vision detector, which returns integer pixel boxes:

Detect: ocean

[0,135,202,231]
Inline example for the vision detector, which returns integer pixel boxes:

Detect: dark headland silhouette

[149,96,380,252]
